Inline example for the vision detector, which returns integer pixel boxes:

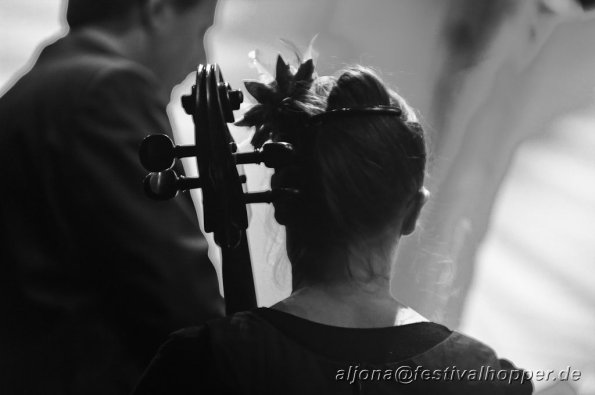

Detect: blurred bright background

[1,1,594,393]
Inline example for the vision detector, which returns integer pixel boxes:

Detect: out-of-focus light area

[0,0,65,94]
[2,1,594,393]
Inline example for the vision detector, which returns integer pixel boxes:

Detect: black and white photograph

[1,0,594,394]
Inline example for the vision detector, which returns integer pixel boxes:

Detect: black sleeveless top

[133,308,533,395]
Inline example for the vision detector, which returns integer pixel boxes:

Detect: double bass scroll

[139,64,294,315]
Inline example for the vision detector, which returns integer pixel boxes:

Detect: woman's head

[239,60,428,286]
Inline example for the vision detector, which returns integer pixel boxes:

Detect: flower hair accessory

[235,55,316,149]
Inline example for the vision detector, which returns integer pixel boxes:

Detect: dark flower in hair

[235,55,316,148]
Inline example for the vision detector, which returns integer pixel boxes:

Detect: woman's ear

[401,187,429,235]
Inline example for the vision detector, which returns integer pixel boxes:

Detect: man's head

[66,0,218,90]
[66,0,207,30]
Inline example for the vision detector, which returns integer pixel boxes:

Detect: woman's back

[135,308,531,394]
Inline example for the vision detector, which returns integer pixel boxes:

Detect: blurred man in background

[0,0,222,393]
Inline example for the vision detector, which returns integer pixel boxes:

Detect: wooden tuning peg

[143,169,202,200]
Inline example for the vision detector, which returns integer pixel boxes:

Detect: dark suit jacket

[0,31,224,394]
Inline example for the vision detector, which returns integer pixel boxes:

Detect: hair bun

[326,67,394,110]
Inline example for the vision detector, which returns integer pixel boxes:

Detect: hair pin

[307,106,402,126]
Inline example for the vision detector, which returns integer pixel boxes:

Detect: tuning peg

[181,85,197,115]
[143,169,202,200]
[228,88,243,111]
[217,82,244,123]
[139,134,197,172]
[234,142,294,168]
[243,188,300,204]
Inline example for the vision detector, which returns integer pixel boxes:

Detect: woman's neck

[272,279,427,328]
